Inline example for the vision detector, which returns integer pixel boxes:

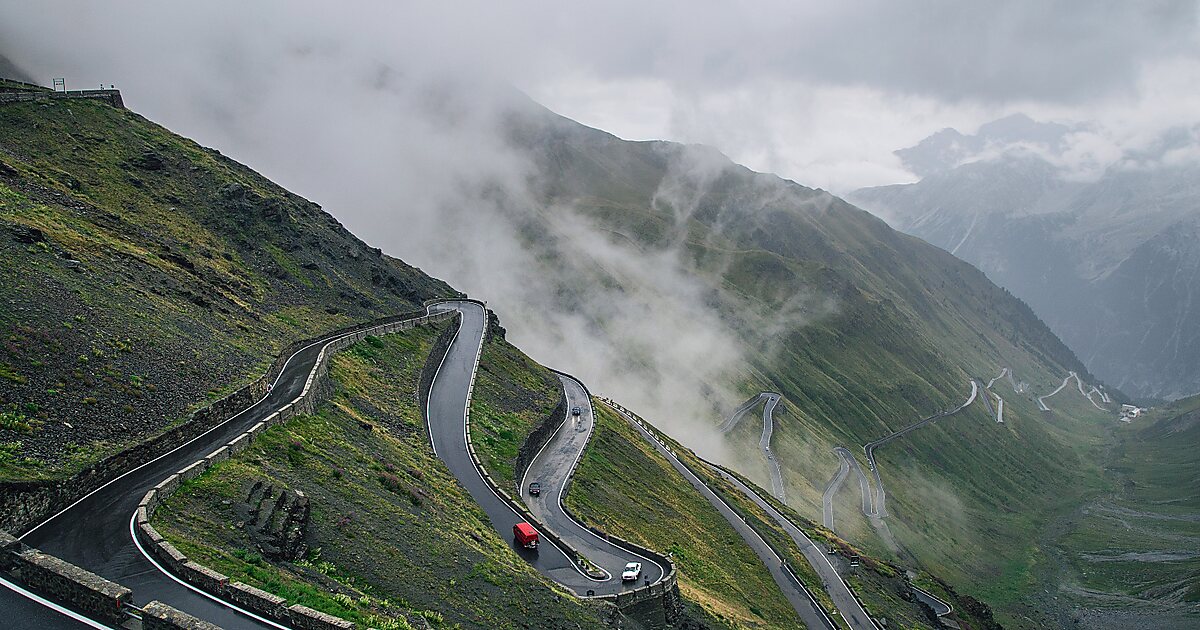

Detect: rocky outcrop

[240,481,310,562]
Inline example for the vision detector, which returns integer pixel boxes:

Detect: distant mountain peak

[897,113,1077,178]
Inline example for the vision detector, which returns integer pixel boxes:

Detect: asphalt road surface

[721,392,786,501]
[821,449,851,529]
[518,373,665,589]
[759,394,786,502]
[864,381,978,518]
[426,301,659,595]
[4,313,412,630]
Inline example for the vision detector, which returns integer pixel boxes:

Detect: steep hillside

[154,324,614,630]
[489,101,1117,627]
[1049,395,1200,630]
[0,97,454,483]
[849,116,1200,401]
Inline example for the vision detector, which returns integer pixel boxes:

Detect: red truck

[513,522,539,549]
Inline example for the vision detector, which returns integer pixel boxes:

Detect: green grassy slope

[469,326,561,491]
[0,98,454,482]
[153,325,609,630]
[1048,395,1200,629]
[501,104,1117,626]
[619,402,1005,630]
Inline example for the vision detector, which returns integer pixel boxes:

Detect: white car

[621,562,642,582]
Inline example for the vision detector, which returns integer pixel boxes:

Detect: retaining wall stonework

[142,600,224,630]
[0,531,209,629]
[419,313,463,420]
[513,394,567,493]
[9,547,133,625]
[0,88,124,107]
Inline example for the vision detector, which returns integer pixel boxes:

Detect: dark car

[571,406,582,416]
[528,481,541,496]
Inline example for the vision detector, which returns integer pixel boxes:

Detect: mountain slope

[1049,394,1200,629]
[849,116,1200,400]
[0,96,454,486]
[478,101,1119,627]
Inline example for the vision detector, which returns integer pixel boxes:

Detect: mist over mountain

[4,4,1198,627]
[851,115,1200,400]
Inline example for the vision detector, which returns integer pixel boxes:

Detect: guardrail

[545,370,680,609]
[134,310,455,630]
[0,528,222,629]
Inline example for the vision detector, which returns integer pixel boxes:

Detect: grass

[468,334,561,491]
[565,402,803,629]
[626,403,1003,630]
[1046,394,1200,627]
[154,324,608,630]
[500,116,1126,627]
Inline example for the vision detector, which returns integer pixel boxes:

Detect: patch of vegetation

[154,325,608,630]
[468,334,561,490]
[0,408,38,433]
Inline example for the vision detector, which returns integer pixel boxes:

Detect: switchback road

[427,301,662,596]
[5,311,432,629]
[715,469,880,630]
[721,392,786,501]
[516,371,665,589]
[823,382,978,529]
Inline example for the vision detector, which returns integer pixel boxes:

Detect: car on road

[571,406,582,416]
[621,562,642,581]
[513,522,539,549]
[528,481,541,496]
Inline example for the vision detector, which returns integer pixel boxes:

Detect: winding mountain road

[514,370,665,590]
[3,311,434,630]
[722,392,786,501]
[822,381,978,529]
[426,301,664,595]
[4,301,663,628]
[863,380,977,519]
[714,469,880,630]
[1037,371,1106,412]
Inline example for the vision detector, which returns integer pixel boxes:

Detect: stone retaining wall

[142,600,224,630]
[0,529,208,629]
[0,88,124,107]
[136,310,453,627]
[418,313,463,420]
[0,309,427,534]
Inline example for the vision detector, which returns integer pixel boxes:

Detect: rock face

[239,480,310,561]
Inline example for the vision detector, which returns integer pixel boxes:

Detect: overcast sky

[2,1,1198,194]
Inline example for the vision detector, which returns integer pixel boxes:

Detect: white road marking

[0,574,116,630]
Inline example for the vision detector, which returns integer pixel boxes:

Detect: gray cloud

[3,2,1198,193]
